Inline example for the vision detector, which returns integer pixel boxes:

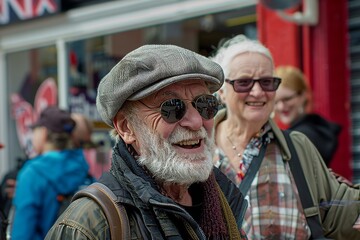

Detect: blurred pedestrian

[70,113,106,181]
[274,65,341,166]
[46,44,248,239]
[0,155,28,221]
[211,34,360,239]
[2,113,96,240]
[0,147,28,240]
[71,113,95,149]
[11,106,90,240]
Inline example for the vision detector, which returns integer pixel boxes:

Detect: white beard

[134,119,215,185]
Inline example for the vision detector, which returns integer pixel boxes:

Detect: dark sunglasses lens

[259,78,280,91]
[193,95,219,119]
[161,99,186,123]
[233,79,253,92]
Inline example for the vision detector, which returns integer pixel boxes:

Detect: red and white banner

[11,77,57,157]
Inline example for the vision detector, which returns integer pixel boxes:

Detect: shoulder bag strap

[282,130,326,239]
[72,182,130,240]
[239,143,267,196]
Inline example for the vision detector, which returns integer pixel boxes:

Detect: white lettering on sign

[0,0,59,24]
[69,93,102,122]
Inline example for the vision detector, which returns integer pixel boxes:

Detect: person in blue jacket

[11,106,90,240]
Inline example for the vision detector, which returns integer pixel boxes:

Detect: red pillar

[257,0,352,179]
[257,4,301,68]
[302,0,351,179]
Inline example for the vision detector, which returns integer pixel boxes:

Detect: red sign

[11,78,57,157]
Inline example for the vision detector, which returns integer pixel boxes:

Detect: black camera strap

[283,130,327,240]
[238,143,267,196]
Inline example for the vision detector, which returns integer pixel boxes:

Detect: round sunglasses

[225,77,282,92]
[140,94,219,123]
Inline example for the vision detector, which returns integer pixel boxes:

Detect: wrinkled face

[219,52,275,126]
[128,80,216,184]
[274,85,306,125]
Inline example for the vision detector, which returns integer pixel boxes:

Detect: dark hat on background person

[96,44,224,127]
[30,106,76,134]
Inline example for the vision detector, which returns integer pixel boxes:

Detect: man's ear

[113,112,136,145]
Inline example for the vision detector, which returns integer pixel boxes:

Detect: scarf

[110,140,246,239]
[200,172,244,239]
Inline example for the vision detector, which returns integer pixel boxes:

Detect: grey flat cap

[96,44,224,127]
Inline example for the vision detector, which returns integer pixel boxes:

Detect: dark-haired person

[46,45,248,239]
[211,34,360,239]
[11,106,90,240]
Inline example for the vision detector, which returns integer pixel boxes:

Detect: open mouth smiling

[246,102,265,106]
[174,139,202,149]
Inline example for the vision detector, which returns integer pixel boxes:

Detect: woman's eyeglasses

[225,77,282,92]
[140,94,219,123]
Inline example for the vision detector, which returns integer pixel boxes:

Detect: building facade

[1,0,359,183]
[0,0,257,179]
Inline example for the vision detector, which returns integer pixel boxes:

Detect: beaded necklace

[226,135,246,180]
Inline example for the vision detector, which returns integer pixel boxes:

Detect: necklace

[226,135,246,180]
[226,135,243,158]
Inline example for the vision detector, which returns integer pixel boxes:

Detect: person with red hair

[274,65,341,166]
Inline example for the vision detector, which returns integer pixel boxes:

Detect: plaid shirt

[214,124,311,239]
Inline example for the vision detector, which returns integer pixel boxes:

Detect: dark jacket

[289,113,341,166]
[46,140,247,240]
[0,157,27,218]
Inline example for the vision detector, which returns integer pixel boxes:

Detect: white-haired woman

[211,34,360,239]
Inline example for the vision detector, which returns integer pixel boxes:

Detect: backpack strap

[72,182,130,240]
[239,142,267,197]
[282,130,326,239]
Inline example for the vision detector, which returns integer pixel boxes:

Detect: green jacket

[215,108,360,240]
[46,139,247,240]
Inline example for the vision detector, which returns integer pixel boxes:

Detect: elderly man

[46,45,247,239]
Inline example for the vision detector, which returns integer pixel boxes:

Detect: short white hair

[210,34,274,79]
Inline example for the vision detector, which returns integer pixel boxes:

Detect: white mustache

[168,127,207,144]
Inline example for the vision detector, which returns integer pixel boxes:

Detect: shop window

[65,7,256,176]
[7,46,58,166]
[68,7,257,123]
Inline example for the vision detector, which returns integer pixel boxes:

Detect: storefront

[0,0,257,179]
[257,0,354,181]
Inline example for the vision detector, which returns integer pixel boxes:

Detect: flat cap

[96,44,224,127]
